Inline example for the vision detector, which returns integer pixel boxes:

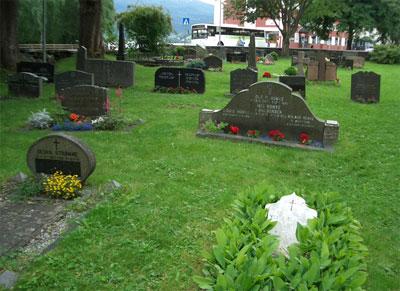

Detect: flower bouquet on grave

[247,129,260,138]
[299,132,312,145]
[268,129,285,141]
[229,125,240,135]
[262,72,272,78]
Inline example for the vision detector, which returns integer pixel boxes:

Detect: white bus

[190,23,280,48]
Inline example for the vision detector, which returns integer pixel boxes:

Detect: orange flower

[69,113,79,121]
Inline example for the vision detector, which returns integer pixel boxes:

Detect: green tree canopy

[301,0,375,49]
[225,0,312,56]
[120,5,172,55]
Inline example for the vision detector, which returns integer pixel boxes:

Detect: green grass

[0,56,399,290]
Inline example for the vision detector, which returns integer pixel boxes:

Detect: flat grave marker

[351,71,380,103]
[8,72,43,98]
[197,81,339,151]
[154,67,205,93]
[27,133,96,181]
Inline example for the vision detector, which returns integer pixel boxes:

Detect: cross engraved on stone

[290,199,295,211]
[53,139,60,151]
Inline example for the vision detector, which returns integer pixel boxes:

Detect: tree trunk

[281,34,290,56]
[0,0,19,70]
[346,25,354,50]
[79,0,103,58]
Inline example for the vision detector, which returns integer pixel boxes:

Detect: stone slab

[203,55,223,70]
[279,76,306,99]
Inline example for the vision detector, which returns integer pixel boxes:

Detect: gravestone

[155,67,205,93]
[347,56,364,68]
[54,71,94,96]
[351,71,380,103]
[17,62,54,82]
[27,133,96,181]
[306,61,318,81]
[76,46,135,87]
[203,55,223,70]
[325,62,337,81]
[279,75,306,99]
[60,85,108,116]
[116,22,126,61]
[76,46,87,71]
[8,72,43,98]
[197,81,339,150]
[230,68,258,94]
[227,51,247,63]
[317,52,326,81]
[248,33,257,71]
[296,51,305,76]
[344,59,354,70]
[264,54,275,65]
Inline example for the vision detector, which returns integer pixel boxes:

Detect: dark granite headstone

[279,76,306,99]
[54,71,94,96]
[351,71,380,103]
[60,85,108,116]
[76,46,135,87]
[203,55,223,70]
[116,22,126,61]
[27,133,96,181]
[154,67,205,93]
[227,52,247,63]
[8,72,43,98]
[230,68,257,94]
[248,33,257,71]
[17,62,54,82]
[76,46,87,71]
[197,81,339,150]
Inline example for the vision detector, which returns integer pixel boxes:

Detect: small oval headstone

[27,133,96,181]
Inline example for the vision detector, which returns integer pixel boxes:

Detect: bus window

[207,26,216,36]
[192,27,208,39]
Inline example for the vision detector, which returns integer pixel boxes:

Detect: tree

[302,0,375,50]
[120,6,172,55]
[0,0,19,70]
[79,0,103,58]
[371,0,400,44]
[225,0,312,56]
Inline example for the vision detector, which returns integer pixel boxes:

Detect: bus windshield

[192,25,208,39]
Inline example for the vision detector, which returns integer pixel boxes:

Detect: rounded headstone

[27,133,96,182]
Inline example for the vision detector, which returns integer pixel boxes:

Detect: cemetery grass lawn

[0,57,399,290]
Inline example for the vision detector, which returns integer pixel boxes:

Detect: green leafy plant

[284,66,298,76]
[92,115,126,130]
[174,46,185,56]
[203,120,228,133]
[27,109,54,129]
[369,45,400,64]
[269,51,279,60]
[186,60,207,69]
[194,186,368,290]
[14,175,44,200]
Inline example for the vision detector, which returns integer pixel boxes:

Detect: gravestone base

[196,130,330,152]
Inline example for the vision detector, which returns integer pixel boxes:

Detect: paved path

[0,183,68,257]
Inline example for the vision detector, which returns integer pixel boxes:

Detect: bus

[191,23,280,48]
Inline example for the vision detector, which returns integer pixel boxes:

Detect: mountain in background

[114,0,214,37]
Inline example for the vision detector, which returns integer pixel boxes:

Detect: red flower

[69,113,79,121]
[229,125,240,135]
[299,132,310,144]
[263,72,272,78]
[268,129,285,141]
